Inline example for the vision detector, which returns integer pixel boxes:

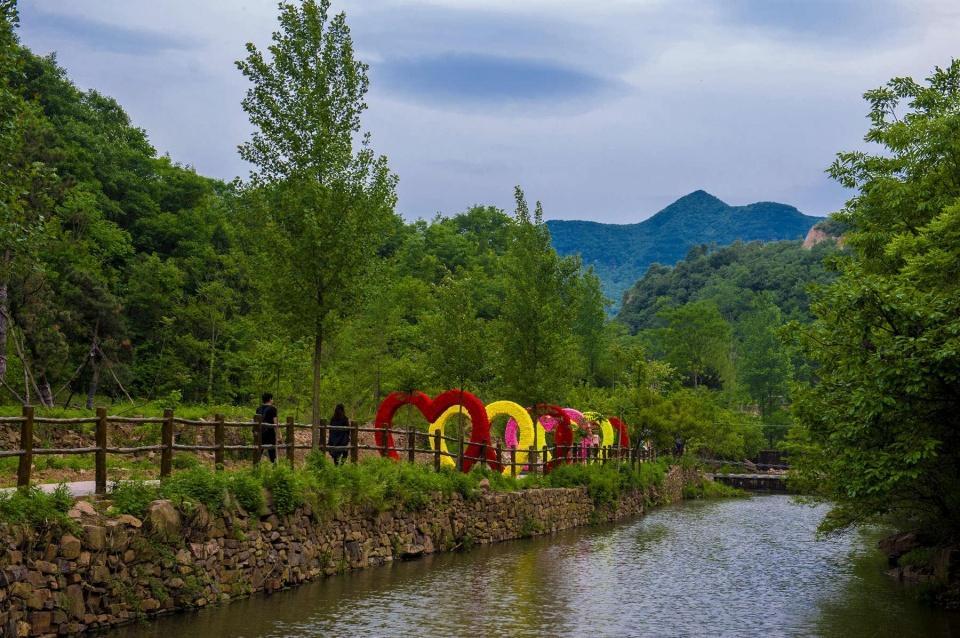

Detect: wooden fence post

[95,407,107,495]
[433,430,441,472]
[161,408,174,478]
[529,446,538,476]
[477,441,485,470]
[382,423,390,458]
[16,405,33,488]
[350,421,359,464]
[542,445,549,474]
[407,427,416,464]
[457,431,465,472]
[496,440,502,475]
[510,447,516,478]
[214,414,225,470]
[253,414,262,467]
[286,416,295,467]
[319,418,327,457]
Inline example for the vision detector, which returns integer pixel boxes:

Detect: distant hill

[616,240,841,333]
[546,190,822,308]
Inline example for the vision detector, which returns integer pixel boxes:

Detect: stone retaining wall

[0,466,691,636]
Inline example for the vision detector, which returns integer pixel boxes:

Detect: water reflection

[106,496,960,638]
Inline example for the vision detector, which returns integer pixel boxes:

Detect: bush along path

[0,457,709,636]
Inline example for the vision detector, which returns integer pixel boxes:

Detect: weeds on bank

[682,477,746,499]
[0,483,76,530]
[4,456,672,526]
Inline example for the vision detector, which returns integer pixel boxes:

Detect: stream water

[105,495,960,637]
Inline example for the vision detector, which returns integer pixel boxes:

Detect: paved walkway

[1,479,158,498]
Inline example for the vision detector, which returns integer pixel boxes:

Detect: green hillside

[616,240,841,333]
[546,190,822,307]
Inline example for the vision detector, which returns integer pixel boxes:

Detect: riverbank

[0,463,695,636]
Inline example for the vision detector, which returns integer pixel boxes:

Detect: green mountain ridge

[546,190,823,307]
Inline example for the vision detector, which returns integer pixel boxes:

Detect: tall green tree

[656,300,733,388]
[737,295,791,417]
[237,0,397,445]
[791,60,960,536]
[495,186,574,409]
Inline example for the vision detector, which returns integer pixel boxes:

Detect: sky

[15,0,960,223]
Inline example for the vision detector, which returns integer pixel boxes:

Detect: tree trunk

[311,324,323,450]
[0,279,7,384]
[38,374,53,408]
[86,357,100,409]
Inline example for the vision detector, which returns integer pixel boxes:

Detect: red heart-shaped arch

[374,389,500,472]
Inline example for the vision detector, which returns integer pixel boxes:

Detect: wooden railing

[2,406,656,494]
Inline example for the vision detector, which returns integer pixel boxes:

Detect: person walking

[328,403,350,464]
[256,393,279,463]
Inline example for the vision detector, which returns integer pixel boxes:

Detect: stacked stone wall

[0,467,691,636]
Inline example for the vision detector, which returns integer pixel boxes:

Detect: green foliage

[259,464,305,516]
[159,466,228,515]
[109,480,159,518]
[654,300,733,389]
[0,484,75,529]
[495,186,578,406]
[682,478,746,499]
[227,470,265,515]
[236,0,398,436]
[542,459,668,506]
[790,60,960,538]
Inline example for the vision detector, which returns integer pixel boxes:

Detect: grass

[1,453,673,528]
[682,477,747,499]
[0,483,76,531]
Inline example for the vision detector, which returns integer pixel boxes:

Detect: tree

[495,186,575,409]
[237,0,397,446]
[572,267,608,384]
[424,275,486,392]
[790,60,960,537]
[737,295,791,417]
[656,300,733,388]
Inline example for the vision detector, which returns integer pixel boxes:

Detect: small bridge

[709,473,787,493]
[700,453,789,492]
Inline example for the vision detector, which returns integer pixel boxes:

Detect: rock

[28,611,51,634]
[60,535,82,560]
[115,514,142,529]
[146,500,181,538]
[879,532,921,563]
[140,598,160,612]
[70,501,98,518]
[478,478,490,490]
[33,560,57,575]
[83,526,106,552]
[65,584,85,619]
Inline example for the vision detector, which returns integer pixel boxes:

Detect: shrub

[110,480,160,518]
[171,454,201,470]
[682,478,745,499]
[260,465,306,516]
[0,484,75,530]
[228,470,265,515]
[160,466,228,514]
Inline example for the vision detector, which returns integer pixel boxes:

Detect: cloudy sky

[15,0,960,222]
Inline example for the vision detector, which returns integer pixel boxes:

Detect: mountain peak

[674,190,726,207]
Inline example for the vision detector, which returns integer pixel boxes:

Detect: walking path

[0,479,158,498]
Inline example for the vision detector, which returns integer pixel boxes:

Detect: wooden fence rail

[2,406,654,495]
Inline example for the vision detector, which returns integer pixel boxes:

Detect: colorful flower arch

[374,389,500,472]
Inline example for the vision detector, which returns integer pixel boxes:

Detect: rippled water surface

[108,496,960,637]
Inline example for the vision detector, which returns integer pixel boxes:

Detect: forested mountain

[617,240,841,333]
[546,190,822,307]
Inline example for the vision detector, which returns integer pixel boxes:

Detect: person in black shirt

[328,403,350,464]
[256,393,279,463]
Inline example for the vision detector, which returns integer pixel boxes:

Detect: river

[106,495,960,637]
